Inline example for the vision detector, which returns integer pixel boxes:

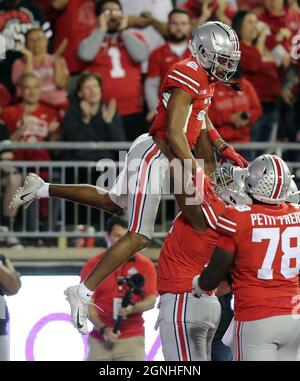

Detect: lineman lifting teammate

[194,154,300,361]
[10,21,247,334]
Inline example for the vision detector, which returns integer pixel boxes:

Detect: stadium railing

[0,141,299,241]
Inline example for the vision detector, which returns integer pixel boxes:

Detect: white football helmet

[189,21,241,83]
[245,154,292,205]
[212,161,252,206]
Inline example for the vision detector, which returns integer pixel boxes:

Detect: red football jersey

[147,43,191,83]
[80,252,157,340]
[157,197,226,294]
[87,33,145,116]
[149,57,216,148]
[216,203,300,321]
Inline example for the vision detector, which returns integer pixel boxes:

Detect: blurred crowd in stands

[0,0,300,247]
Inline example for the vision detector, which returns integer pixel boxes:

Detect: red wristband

[207,129,221,142]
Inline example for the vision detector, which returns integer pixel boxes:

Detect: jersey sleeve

[201,197,226,230]
[216,207,238,236]
[165,61,200,99]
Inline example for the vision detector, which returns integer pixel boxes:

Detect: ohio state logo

[0,8,32,31]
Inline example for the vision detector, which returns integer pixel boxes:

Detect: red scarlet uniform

[157,197,226,294]
[156,197,225,361]
[149,56,216,147]
[216,203,300,322]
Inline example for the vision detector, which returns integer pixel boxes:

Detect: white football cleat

[64,285,89,335]
[9,173,44,211]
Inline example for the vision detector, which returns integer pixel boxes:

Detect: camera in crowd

[117,273,145,296]
[113,273,145,333]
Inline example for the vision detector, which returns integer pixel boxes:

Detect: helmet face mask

[189,21,241,83]
[212,162,252,206]
[210,52,240,82]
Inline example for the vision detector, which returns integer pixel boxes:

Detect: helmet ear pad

[198,45,213,70]
[189,40,213,70]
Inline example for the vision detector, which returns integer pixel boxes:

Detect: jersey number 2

[108,47,125,78]
[252,227,300,280]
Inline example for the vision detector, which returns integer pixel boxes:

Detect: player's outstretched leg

[9,173,121,214]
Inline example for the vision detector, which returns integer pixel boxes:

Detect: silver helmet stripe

[216,22,239,52]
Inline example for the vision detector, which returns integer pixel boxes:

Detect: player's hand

[103,327,120,343]
[203,174,217,200]
[215,280,231,297]
[192,167,216,202]
[192,275,205,298]
[220,145,248,168]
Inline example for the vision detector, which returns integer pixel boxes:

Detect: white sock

[77,283,93,301]
[36,183,50,198]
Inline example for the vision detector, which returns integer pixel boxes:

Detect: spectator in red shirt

[145,8,191,122]
[180,0,237,27]
[2,73,60,162]
[209,67,262,144]
[233,10,281,145]
[77,0,149,141]
[0,0,49,95]
[12,28,69,111]
[258,0,293,60]
[51,0,97,82]
[2,73,60,236]
[81,215,157,361]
